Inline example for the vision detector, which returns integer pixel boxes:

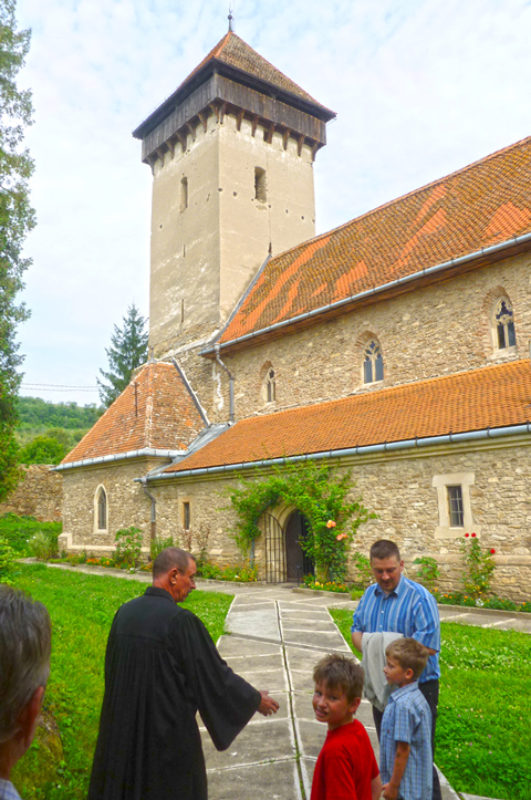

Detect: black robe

[88,586,260,799]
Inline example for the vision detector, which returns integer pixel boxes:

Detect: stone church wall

[60,457,168,555]
[203,253,530,422]
[148,438,530,602]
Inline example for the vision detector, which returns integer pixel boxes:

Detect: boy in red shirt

[311,654,382,800]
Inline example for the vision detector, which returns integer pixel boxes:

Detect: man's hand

[382,781,399,800]
[257,691,279,716]
[351,631,363,653]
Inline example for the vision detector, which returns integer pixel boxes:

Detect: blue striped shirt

[380,681,433,800]
[0,780,22,800]
[351,576,440,681]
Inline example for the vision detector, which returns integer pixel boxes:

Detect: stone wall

[144,437,530,602]
[0,465,62,521]
[60,457,169,555]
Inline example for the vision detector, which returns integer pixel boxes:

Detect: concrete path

[197,581,526,800]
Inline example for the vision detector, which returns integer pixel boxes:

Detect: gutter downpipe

[214,342,235,424]
[140,478,157,542]
[203,232,531,356]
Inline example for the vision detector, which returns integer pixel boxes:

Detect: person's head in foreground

[0,586,51,784]
[312,653,364,730]
[384,637,429,688]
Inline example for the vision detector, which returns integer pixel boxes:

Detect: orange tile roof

[162,361,531,475]
[61,363,205,465]
[183,31,331,112]
[219,137,531,346]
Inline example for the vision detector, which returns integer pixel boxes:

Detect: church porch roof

[60,362,206,467]
[158,360,531,477]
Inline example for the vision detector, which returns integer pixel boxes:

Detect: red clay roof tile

[61,362,205,465]
[184,31,330,111]
[163,360,531,474]
[220,137,531,345]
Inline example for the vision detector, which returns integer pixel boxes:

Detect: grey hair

[152,547,195,578]
[0,586,51,742]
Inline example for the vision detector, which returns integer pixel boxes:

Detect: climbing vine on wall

[227,459,374,582]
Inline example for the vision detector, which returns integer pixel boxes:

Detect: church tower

[133,30,334,358]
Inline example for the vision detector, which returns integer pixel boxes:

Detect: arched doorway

[285,510,314,582]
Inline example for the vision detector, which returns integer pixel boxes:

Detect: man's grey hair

[152,547,195,578]
[0,586,51,742]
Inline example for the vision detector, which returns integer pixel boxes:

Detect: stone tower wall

[148,109,316,359]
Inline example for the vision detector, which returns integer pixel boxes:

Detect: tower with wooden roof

[133,30,334,358]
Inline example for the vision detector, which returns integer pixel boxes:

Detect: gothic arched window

[494,298,516,350]
[363,340,384,384]
[96,486,107,531]
[266,368,276,402]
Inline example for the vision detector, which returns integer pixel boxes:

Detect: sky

[14,0,531,406]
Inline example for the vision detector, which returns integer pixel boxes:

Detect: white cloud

[13,0,531,404]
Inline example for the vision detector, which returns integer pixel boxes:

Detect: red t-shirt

[311,719,379,800]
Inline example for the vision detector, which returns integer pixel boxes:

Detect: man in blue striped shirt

[351,540,441,800]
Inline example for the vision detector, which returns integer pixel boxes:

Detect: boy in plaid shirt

[380,638,432,800]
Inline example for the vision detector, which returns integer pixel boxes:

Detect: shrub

[460,533,496,598]
[0,536,17,584]
[0,513,61,556]
[114,526,143,569]
[149,535,174,561]
[413,555,439,593]
[29,529,59,561]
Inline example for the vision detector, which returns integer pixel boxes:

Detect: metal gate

[263,512,286,582]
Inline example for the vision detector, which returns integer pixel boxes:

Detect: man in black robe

[89,547,279,800]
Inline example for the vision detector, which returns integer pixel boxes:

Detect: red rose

[471,532,477,538]
[464,533,469,538]
[490,548,496,554]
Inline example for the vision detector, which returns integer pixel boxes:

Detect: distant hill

[16,396,103,432]
[15,397,104,463]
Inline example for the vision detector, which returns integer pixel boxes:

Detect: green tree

[18,434,67,465]
[0,0,35,500]
[97,304,148,407]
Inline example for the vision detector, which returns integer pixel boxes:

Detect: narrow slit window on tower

[180,177,188,211]
[96,486,107,531]
[254,167,266,202]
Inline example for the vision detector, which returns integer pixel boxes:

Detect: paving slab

[201,583,496,800]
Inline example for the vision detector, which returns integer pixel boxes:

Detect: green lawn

[330,608,531,800]
[9,563,233,800]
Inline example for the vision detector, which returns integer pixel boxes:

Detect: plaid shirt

[380,681,432,800]
[0,779,22,800]
[351,575,440,682]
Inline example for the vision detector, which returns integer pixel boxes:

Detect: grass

[9,563,233,800]
[330,608,531,800]
[0,513,62,556]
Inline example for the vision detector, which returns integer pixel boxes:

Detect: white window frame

[432,472,476,539]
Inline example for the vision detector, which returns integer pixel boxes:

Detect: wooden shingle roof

[61,362,205,465]
[162,360,531,475]
[218,137,531,347]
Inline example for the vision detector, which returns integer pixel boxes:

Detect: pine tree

[97,304,148,407]
[0,0,35,500]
